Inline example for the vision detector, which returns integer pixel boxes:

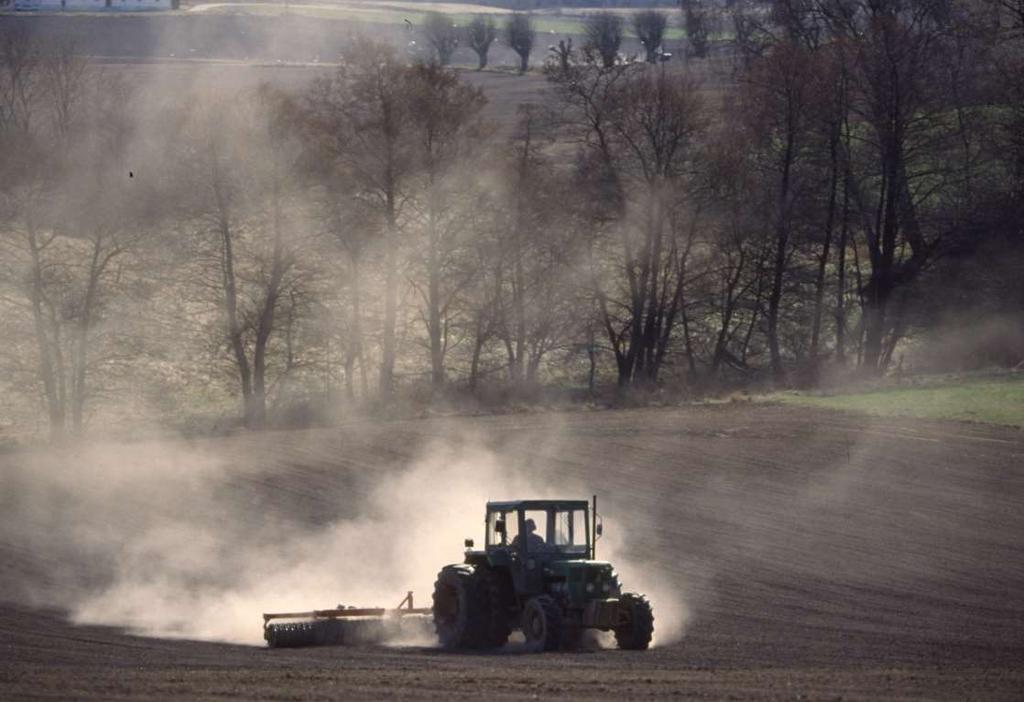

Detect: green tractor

[431,497,654,651]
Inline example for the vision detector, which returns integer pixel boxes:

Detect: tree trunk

[809,125,840,368]
[251,274,282,430]
[526,346,543,384]
[767,130,795,384]
[712,245,745,374]
[765,66,802,385]
[835,146,850,365]
[741,239,770,366]
[862,147,901,373]
[379,216,398,396]
[251,175,290,429]
[624,216,649,386]
[586,323,597,393]
[71,233,104,434]
[378,91,401,398]
[427,205,445,388]
[510,254,526,384]
[343,354,355,400]
[347,253,366,400]
[679,291,697,381]
[507,127,532,386]
[26,224,64,440]
[469,316,486,392]
[50,304,68,431]
[850,228,866,367]
[639,188,667,383]
[220,216,253,423]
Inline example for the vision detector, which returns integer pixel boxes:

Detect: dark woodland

[1,0,1022,438]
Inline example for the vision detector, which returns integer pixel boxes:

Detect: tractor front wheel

[614,592,654,650]
[478,566,513,648]
[522,595,563,652]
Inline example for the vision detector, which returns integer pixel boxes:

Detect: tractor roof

[486,499,589,511]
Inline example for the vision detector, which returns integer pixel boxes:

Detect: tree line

[1,0,1022,438]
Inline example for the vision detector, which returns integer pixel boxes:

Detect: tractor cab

[484,500,593,559]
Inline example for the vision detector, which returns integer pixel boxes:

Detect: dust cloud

[0,433,691,648]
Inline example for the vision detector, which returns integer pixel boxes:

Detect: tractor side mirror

[595,522,603,537]
[464,538,474,548]
[494,519,505,534]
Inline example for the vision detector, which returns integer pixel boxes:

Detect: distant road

[186,0,512,15]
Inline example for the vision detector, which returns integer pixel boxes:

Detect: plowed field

[2,404,1023,699]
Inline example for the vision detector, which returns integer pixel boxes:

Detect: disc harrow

[263,592,432,648]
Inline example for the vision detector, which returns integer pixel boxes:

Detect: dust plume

[0,432,691,647]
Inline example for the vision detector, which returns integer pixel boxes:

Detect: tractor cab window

[553,509,588,554]
[488,510,510,547]
[513,510,549,552]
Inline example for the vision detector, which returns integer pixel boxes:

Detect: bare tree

[423,11,459,67]
[506,13,535,74]
[0,28,40,137]
[0,31,54,435]
[466,15,497,70]
[552,63,708,386]
[178,100,255,426]
[497,105,578,386]
[702,125,763,377]
[682,0,710,59]
[314,39,414,396]
[0,38,157,437]
[820,0,951,373]
[296,75,378,402]
[248,87,304,427]
[634,10,669,64]
[176,86,308,428]
[808,44,850,372]
[584,13,624,68]
[743,42,817,383]
[61,77,153,433]
[546,37,575,77]
[463,223,504,391]
[454,105,580,391]
[405,64,487,388]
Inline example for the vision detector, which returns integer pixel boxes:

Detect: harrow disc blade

[266,616,428,648]
[265,620,348,648]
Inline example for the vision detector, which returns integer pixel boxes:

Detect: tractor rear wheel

[522,595,563,652]
[614,592,654,650]
[432,566,488,649]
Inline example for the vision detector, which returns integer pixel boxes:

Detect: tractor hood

[548,559,613,571]
[544,560,621,601]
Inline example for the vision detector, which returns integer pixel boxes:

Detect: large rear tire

[432,565,488,649]
[522,595,563,652]
[614,592,654,650]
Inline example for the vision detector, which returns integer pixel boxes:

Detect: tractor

[431,497,654,651]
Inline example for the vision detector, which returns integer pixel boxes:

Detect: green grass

[767,373,1024,428]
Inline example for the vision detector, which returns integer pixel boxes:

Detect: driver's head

[524,518,537,533]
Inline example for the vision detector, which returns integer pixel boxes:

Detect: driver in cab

[511,518,546,551]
